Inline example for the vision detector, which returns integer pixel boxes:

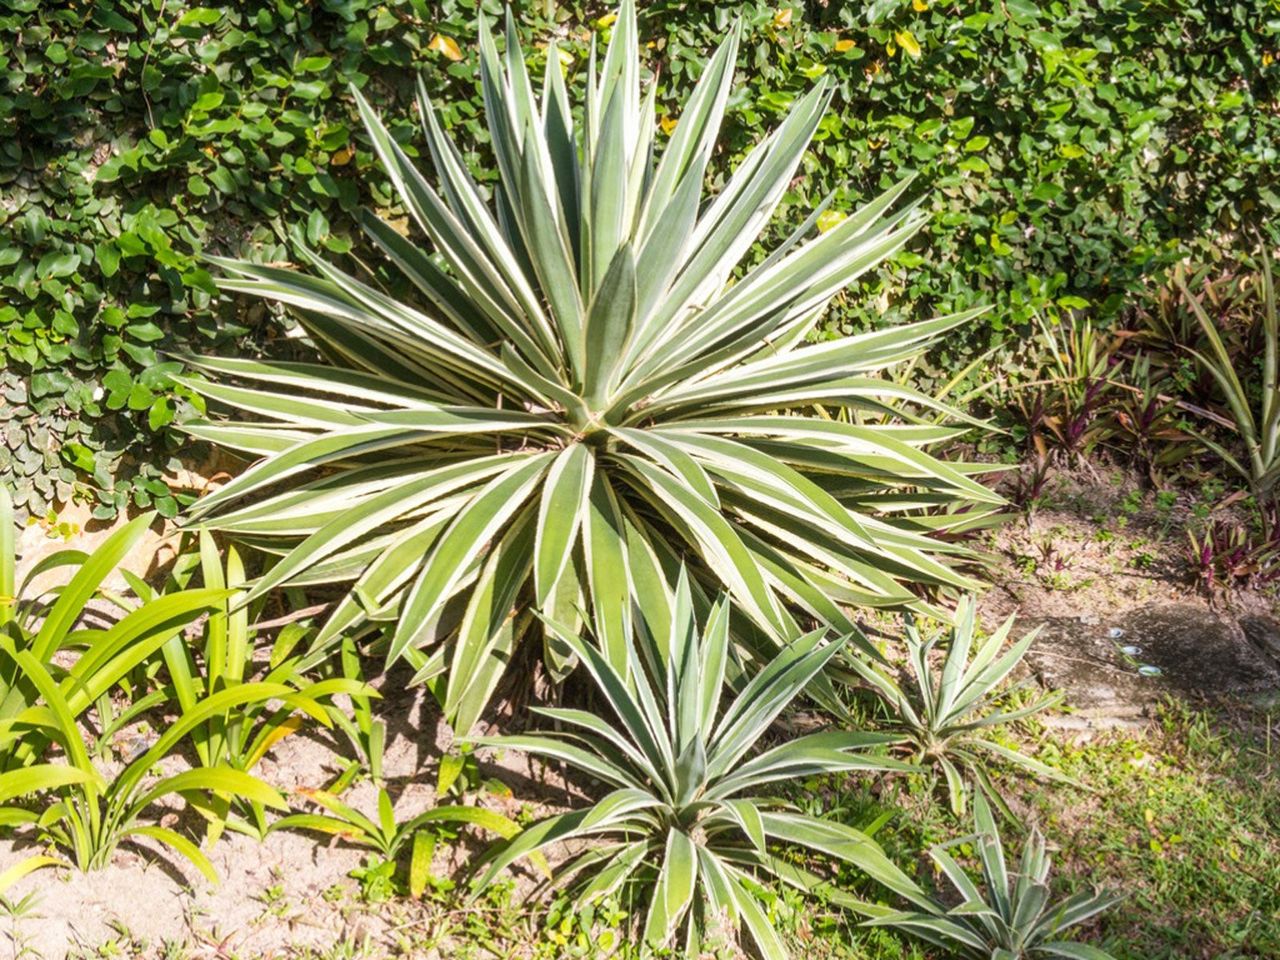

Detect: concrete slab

[1024,603,1280,723]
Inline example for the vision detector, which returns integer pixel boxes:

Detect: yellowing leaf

[428,34,463,62]
[556,47,575,68]
[895,30,921,59]
[816,210,847,234]
[773,8,793,28]
[246,715,306,769]
[595,12,617,29]
[330,146,354,167]
[835,39,856,53]
[437,753,466,796]
[660,115,678,136]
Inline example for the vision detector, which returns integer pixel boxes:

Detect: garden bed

[2,2,1279,958]
[3,472,1277,960]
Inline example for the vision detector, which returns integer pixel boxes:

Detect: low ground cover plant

[272,780,524,901]
[0,491,225,773]
[20,673,290,883]
[0,487,535,897]
[0,488,355,885]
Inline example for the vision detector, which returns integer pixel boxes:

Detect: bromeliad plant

[1109,355,1192,483]
[469,573,923,959]
[846,598,1064,817]
[1185,517,1278,596]
[1026,317,1118,464]
[184,0,999,732]
[866,792,1119,959]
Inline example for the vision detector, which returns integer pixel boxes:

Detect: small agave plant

[847,597,1065,816]
[184,1,999,731]
[469,572,923,959]
[866,792,1119,960]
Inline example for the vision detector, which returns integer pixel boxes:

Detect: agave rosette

[866,791,1119,959]
[848,596,1066,816]
[470,573,923,958]
[182,2,1000,730]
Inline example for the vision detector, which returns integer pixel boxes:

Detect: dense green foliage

[0,0,488,517]
[2,0,1276,517]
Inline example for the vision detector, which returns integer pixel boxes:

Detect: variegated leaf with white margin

[467,572,924,954]
[193,0,1000,731]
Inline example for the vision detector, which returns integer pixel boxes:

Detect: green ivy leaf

[96,242,121,277]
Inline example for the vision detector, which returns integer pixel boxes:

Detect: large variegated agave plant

[183,2,1000,731]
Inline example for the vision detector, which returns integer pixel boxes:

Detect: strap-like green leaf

[643,828,698,947]
[31,512,154,662]
[128,825,219,885]
[534,444,595,606]
[0,854,63,895]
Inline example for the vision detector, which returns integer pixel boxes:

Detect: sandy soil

[977,465,1280,621]
[0,677,576,959]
